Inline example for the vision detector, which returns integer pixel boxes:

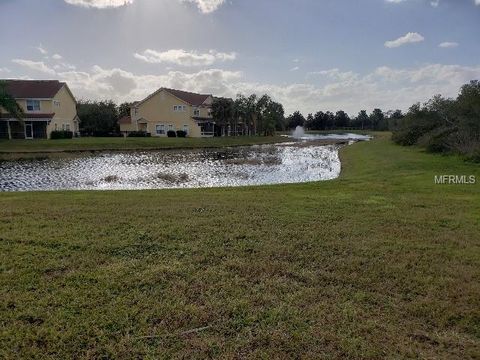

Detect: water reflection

[0,142,343,192]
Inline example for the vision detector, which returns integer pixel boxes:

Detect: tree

[286,111,305,130]
[211,97,234,136]
[353,110,369,130]
[334,110,350,128]
[260,98,285,135]
[234,94,258,135]
[118,102,133,118]
[386,109,403,131]
[77,100,119,135]
[305,113,314,129]
[370,108,386,130]
[0,81,24,122]
[325,111,335,130]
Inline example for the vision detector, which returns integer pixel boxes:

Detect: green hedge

[51,130,73,139]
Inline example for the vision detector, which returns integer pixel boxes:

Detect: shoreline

[0,137,352,161]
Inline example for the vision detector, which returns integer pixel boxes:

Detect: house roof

[118,115,132,125]
[135,87,212,108]
[0,80,65,99]
[164,88,211,106]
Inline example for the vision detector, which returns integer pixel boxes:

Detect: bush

[127,131,151,137]
[50,130,73,139]
[176,130,187,138]
[167,130,177,138]
[418,127,455,154]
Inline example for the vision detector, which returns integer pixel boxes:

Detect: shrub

[419,127,456,154]
[167,130,177,138]
[127,131,151,137]
[176,130,187,138]
[392,112,439,146]
[50,130,73,139]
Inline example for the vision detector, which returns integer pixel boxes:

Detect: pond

[0,134,370,192]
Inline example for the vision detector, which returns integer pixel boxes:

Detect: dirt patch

[154,172,189,183]
[103,175,120,182]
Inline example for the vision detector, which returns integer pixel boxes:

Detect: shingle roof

[0,79,64,99]
[164,88,211,106]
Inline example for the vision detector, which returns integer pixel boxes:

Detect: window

[134,108,138,116]
[54,123,58,130]
[183,124,189,135]
[174,105,186,112]
[26,99,40,111]
[62,124,66,131]
[156,124,165,135]
[53,100,60,107]
[193,108,200,116]
[168,124,175,131]
[65,124,70,131]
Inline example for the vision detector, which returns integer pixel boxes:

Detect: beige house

[0,79,79,139]
[119,88,215,137]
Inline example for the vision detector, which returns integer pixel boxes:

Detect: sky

[0,0,479,115]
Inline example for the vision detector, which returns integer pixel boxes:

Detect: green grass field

[1,134,479,359]
[0,136,288,155]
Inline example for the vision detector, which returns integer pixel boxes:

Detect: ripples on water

[0,143,343,192]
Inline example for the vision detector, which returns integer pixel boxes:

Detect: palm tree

[0,81,24,139]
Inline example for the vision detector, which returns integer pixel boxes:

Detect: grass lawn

[0,136,288,155]
[1,134,479,359]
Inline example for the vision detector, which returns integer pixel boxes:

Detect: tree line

[285,108,404,132]
[392,80,480,162]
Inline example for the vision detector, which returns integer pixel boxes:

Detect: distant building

[119,88,215,137]
[0,79,79,139]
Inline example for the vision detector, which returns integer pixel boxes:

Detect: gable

[135,87,212,108]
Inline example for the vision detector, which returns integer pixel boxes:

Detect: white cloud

[385,32,425,48]
[52,54,63,60]
[9,54,479,116]
[36,45,48,55]
[57,66,242,102]
[182,0,226,13]
[439,42,459,48]
[0,67,11,73]
[64,0,227,12]
[64,0,134,8]
[387,0,479,6]
[134,49,236,66]
[11,59,56,75]
[308,68,358,82]
[290,66,300,72]
[53,62,480,117]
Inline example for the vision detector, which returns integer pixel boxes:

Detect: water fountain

[292,126,305,139]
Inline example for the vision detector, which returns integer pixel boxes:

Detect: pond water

[0,135,371,192]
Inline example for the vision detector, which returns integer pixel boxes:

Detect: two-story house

[119,88,215,137]
[0,79,79,139]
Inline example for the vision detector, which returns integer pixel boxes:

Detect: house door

[25,123,33,139]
